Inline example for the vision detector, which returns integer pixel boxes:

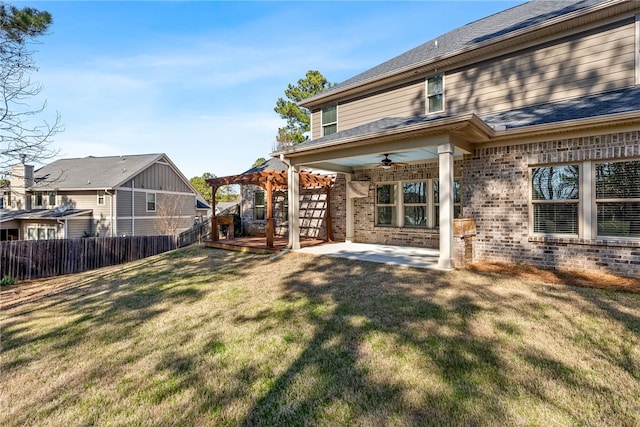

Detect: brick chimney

[9,154,34,210]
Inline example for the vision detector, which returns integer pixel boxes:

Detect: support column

[345,174,354,243]
[211,185,219,241]
[266,180,274,248]
[325,186,333,242]
[288,165,300,250]
[438,142,455,269]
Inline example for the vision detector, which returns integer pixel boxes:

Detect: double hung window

[146,193,156,212]
[595,160,640,238]
[322,105,337,136]
[254,190,265,220]
[376,179,461,228]
[427,75,444,113]
[97,190,106,206]
[531,165,579,235]
[376,184,397,226]
[433,180,462,227]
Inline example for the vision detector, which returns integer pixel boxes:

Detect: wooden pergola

[207,170,334,248]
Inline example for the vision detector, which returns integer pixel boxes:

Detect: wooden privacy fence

[0,236,177,281]
[177,219,212,248]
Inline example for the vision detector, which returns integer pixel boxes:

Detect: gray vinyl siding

[310,17,636,137]
[121,160,191,193]
[446,19,636,115]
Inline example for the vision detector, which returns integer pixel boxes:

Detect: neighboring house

[0,153,208,240]
[239,158,335,239]
[276,0,640,277]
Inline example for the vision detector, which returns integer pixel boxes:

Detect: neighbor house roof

[0,208,92,222]
[31,153,167,191]
[242,157,288,174]
[301,0,614,107]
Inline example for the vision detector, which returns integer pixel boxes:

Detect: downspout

[56,218,67,239]
[105,189,114,237]
[131,180,135,236]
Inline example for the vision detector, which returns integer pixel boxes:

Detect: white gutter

[131,180,135,236]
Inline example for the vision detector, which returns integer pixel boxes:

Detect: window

[254,190,265,220]
[48,192,56,206]
[433,179,462,227]
[97,190,105,206]
[403,182,428,227]
[27,226,56,240]
[595,160,640,238]
[376,179,461,228]
[376,184,398,226]
[427,75,444,113]
[33,192,44,208]
[322,105,337,136]
[146,193,156,212]
[531,165,579,235]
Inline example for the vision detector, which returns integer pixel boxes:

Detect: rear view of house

[1,153,207,240]
[277,0,640,277]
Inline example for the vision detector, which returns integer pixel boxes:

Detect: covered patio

[278,114,491,269]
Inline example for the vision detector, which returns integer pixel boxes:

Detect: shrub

[0,275,17,286]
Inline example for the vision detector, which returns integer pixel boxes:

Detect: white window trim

[97,190,106,206]
[146,192,156,212]
[254,190,265,221]
[426,74,445,114]
[375,178,460,229]
[529,160,640,241]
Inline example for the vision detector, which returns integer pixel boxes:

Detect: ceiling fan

[376,153,408,170]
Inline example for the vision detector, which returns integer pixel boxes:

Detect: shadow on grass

[241,257,509,425]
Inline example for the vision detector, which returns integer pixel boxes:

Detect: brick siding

[465,130,640,277]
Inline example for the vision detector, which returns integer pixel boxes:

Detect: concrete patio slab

[295,242,445,270]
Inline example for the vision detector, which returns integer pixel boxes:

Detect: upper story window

[427,74,444,114]
[32,191,55,208]
[322,105,337,136]
[97,190,106,206]
[254,190,265,221]
[146,193,156,212]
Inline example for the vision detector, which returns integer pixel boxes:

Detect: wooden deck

[203,237,326,254]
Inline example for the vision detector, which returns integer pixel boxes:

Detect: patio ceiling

[327,147,466,170]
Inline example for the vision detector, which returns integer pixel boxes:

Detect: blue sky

[21,0,524,179]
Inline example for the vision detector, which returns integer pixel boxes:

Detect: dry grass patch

[1,245,639,426]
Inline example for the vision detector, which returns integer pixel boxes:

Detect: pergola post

[325,186,332,242]
[211,185,219,241]
[266,179,274,248]
[288,165,300,250]
[438,142,455,269]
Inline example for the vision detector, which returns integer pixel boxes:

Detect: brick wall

[465,130,640,277]
[352,161,463,248]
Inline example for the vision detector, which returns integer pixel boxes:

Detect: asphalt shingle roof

[311,0,602,102]
[294,86,640,151]
[32,153,164,190]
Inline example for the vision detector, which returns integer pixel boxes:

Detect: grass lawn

[1,245,639,426]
